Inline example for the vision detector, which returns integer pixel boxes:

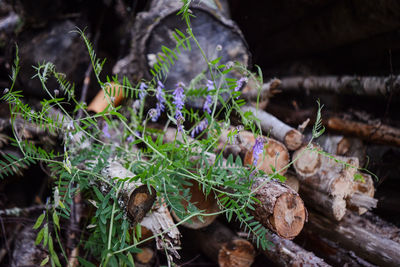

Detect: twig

[76,10,105,119]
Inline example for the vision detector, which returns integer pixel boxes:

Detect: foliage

[0,1,363,266]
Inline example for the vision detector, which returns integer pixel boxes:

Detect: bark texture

[251,179,306,239]
[261,232,330,267]
[307,210,400,267]
[241,106,304,150]
[280,75,400,96]
[327,117,400,147]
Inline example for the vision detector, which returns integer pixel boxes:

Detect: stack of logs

[3,0,400,266]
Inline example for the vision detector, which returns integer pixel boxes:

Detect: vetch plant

[0,1,367,266]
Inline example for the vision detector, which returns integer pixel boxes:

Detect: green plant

[0,1,366,266]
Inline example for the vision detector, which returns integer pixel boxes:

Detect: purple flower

[152,81,166,122]
[126,135,134,143]
[203,80,214,114]
[234,77,248,99]
[139,82,147,100]
[102,123,111,138]
[252,137,264,166]
[234,77,247,92]
[173,82,185,131]
[191,119,208,138]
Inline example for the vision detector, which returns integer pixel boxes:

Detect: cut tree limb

[218,128,290,175]
[279,75,400,96]
[250,179,306,239]
[241,106,304,150]
[326,117,400,147]
[310,133,366,167]
[346,173,377,215]
[293,144,358,198]
[115,0,250,109]
[191,221,256,267]
[306,210,400,267]
[260,232,330,267]
[299,227,378,267]
[299,184,347,221]
[161,126,306,238]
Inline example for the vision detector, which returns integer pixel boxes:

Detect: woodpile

[1,0,400,266]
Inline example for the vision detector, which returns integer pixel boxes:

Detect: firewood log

[114,0,250,110]
[134,247,157,267]
[299,227,378,267]
[87,82,124,114]
[162,127,307,238]
[299,184,347,221]
[260,232,330,267]
[346,173,377,215]
[218,128,290,175]
[190,221,256,267]
[326,117,400,147]
[241,106,304,150]
[310,133,366,167]
[250,178,306,239]
[11,224,49,267]
[293,144,358,198]
[279,75,400,97]
[306,210,400,267]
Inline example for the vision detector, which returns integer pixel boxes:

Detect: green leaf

[93,186,104,201]
[52,212,60,230]
[78,257,97,267]
[43,224,49,247]
[40,256,49,266]
[209,57,222,65]
[35,227,45,245]
[33,213,45,229]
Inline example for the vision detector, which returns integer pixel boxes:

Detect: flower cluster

[173,82,185,132]
[152,81,166,122]
[102,123,111,139]
[139,82,147,100]
[191,119,208,138]
[234,77,248,99]
[234,77,247,92]
[252,136,264,166]
[203,80,214,114]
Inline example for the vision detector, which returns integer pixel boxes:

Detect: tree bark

[279,75,400,97]
[346,173,376,215]
[310,133,366,167]
[114,0,250,109]
[293,144,358,198]
[260,232,330,267]
[299,227,378,267]
[326,117,400,147]
[306,210,400,267]
[191,221,256,267]
[241,106,304,150]
[250,179,306,239]
[299,184,347,221]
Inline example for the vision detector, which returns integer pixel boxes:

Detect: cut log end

[128,185,157,224]
[293,144,322,177]
[242,133,290,175]
[252,180,306,239]
[284,129,304,150]
[218,239,256,267]
[172,181,219,229]
[271,193,306,239]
